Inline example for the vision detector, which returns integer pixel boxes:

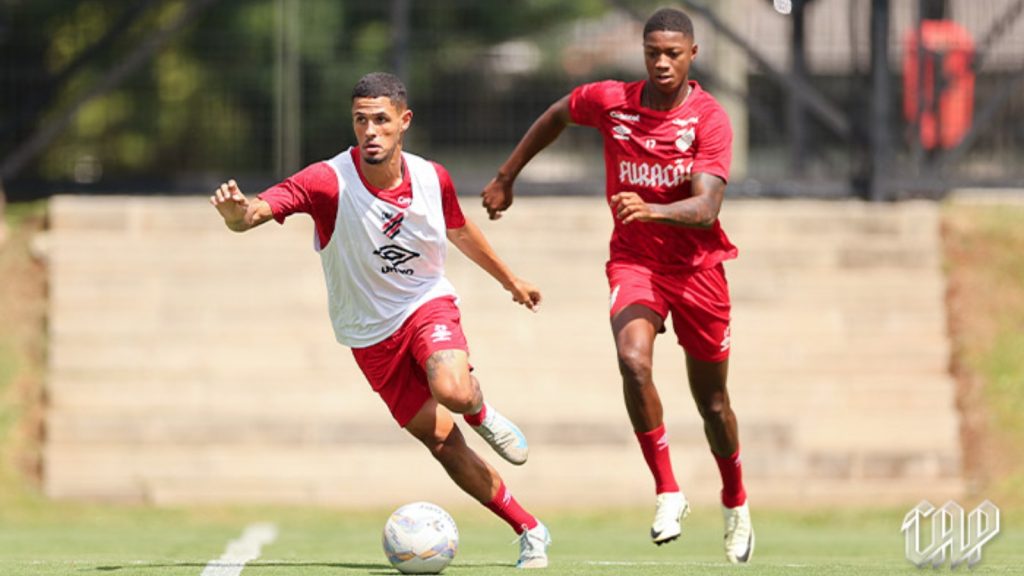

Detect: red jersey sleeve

[432,162,466,229]
[257,161,339,248]
[569,80,619,127]
[691,103,733,183]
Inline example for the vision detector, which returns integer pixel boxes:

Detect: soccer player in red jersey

[482,8,753,563]
[211,73,550,568]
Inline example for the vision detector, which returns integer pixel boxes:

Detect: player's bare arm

[446,218,542,311]
[482,95,573,221]
[210,179,275,232]
[611,172,725,229]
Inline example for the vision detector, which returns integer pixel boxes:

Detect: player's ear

[400,108,413,132]
[690,42,699,60]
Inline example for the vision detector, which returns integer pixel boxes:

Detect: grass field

[1,502,1022,575]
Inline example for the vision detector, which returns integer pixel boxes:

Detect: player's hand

[210,179,249,229]
[506,277,542,313]
[481,177,514,221]
[611,191,657,225]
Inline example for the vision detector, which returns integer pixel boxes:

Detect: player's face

[643,31,698,94]
[352,96,412,165]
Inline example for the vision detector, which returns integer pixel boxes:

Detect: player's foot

[516,521,551,569]
[471,405,529,465]
[650,491,689,545]
[722,502,755,564]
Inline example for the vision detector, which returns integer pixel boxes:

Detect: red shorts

[351,296,469,427]
[606,261,732,362]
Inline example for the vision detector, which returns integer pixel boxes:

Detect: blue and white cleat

[472,403,529,465]
[516,521,551,569]
[722,502,755,563]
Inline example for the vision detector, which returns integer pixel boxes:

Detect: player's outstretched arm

[446,218,542,312]
[611,172,726,229]
[482,95,573,221]
[209,179,275,232]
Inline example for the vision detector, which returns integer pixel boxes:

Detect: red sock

[714,449,747,508]
[463,402,487,427]
[635,424,679,494]
[485,482,538,534]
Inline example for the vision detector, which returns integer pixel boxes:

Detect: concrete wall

[44,196,962,507]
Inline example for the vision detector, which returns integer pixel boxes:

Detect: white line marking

[200,523,278,576]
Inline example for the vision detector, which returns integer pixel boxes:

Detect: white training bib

[318,148,457,347]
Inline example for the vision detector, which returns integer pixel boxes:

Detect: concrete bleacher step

[43,195,962,507]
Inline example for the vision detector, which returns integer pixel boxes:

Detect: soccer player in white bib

[210,72,550,569]
[482,7,753,564]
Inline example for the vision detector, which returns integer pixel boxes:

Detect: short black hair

[643,7,694,40]
[351,72,407,107]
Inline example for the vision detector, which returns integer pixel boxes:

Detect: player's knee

[617,347,653,384]
[695,392,729,420]
[431,376,477,414]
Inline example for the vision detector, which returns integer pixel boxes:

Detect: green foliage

[1,0,610,186]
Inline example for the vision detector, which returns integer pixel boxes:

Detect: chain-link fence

[1,0,1022,199]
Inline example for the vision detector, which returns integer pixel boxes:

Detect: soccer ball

[382,501,459,574]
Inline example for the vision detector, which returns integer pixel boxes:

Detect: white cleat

[650,491,689,545]
[722,502,755,564]
[471,404,529,465]
[516,521,551,569]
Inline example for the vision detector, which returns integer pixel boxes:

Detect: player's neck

[643,80,691,111]
[361,152,404,190]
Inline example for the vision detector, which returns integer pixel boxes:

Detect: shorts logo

[431,323,453,343]
[609,285,621,312]
[719,326,731,352]
[374,244,420,275]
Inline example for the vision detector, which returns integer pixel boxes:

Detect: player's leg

[404,398,550,568]
[612,304,688,544]
[685,356,739,457]
[411,298,529,466]
[422,349,528,465]
[686,355,753,563]
[671,264,753,563]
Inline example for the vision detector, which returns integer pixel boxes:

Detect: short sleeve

[569,81,617,127]
[691,104,733,183]
[432,162,466,229]
[258,161,339,247]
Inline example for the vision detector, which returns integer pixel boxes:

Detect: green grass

[1,504,1022,575]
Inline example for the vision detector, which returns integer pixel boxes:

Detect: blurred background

[1,0,1022,514]
[2,0,1024,201]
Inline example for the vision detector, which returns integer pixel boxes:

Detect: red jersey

[569,79,738,272]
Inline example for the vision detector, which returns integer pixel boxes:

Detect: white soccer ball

[382,501,459,574]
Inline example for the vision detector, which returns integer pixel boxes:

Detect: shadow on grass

[92,560,511,573]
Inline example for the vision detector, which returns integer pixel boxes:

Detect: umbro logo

[374,244,420,275]
[431,323,453,343]
[656,431,670,451]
